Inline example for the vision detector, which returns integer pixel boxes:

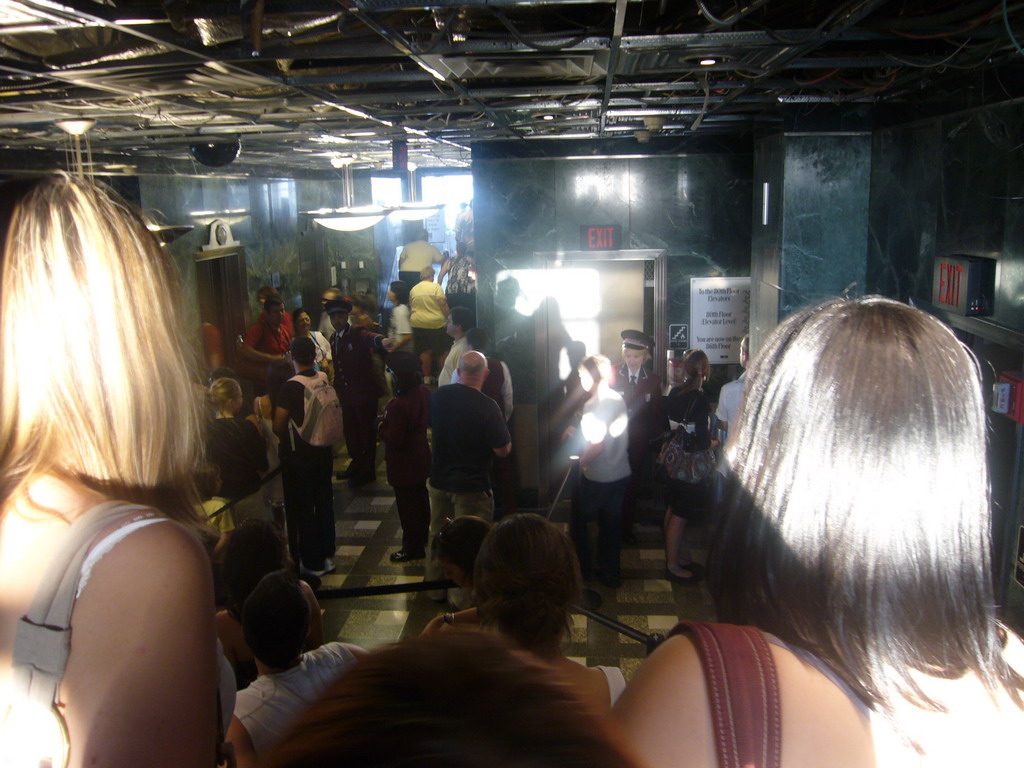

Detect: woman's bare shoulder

[612,632,873,768]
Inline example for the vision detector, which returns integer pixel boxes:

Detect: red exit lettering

[587,227,615,248]
[938,263,964,307]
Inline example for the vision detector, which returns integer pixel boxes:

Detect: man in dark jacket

[328,298,394,488]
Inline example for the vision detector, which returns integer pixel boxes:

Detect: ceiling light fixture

[55,119,95,136]
[699,58,717,66]
[389,202,442,221]
[308,206,388,232]
[543,114,555,121]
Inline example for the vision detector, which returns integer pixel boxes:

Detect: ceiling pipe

[342,0,523,138]
[598,0,628,136]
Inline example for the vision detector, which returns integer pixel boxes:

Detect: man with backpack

[274,337,345,576]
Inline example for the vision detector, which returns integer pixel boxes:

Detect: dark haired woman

[378,351,431,563]
[661,348,716,583]
[386,280,413,353]
[477,514,626,710]
[420,515,491,634]
[615,298,1024,767]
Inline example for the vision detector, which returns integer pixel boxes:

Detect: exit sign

[580,225,621,250]
[931,255,995,317]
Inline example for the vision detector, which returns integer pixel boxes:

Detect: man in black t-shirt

[426,351,511,591]
[273,337,336,577]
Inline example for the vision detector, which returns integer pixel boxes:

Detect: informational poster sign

[690,277,751,363]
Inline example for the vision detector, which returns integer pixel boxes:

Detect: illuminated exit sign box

[580,225,621,250]
[932,255,995,316]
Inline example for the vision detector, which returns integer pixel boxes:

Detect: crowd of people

[1,173,1022,768]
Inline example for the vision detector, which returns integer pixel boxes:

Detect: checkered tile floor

[320,453,716,681]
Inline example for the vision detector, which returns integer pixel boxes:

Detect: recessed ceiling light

[542,114,555,121]
[699,58,717,66]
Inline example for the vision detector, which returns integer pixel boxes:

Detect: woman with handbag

[660,348,717,583]
[615,298,1024,768]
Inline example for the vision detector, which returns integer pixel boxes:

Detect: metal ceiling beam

[340,0,522,137]
[598,0,627,136]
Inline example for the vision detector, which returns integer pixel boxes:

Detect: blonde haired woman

[0,175,219,767]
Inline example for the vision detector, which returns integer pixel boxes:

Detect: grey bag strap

[11,502,154,708]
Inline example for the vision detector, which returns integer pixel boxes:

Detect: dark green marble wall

[868,101,1024,332]
[749,132,872,352]
[473,140,754,348]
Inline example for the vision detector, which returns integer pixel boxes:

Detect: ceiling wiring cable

[890,3,1002,38]
[1003,0,1024,54]
[491,8,596,52]
[794,67,841,86]
[695,0,772,29]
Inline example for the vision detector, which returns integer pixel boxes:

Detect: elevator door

[195,247,249,371]
[493,249,665,509]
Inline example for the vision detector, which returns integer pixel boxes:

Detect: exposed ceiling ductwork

[0,0,1021,175]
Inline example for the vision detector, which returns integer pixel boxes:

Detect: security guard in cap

[612,330,667,542]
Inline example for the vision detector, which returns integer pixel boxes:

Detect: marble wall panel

[868,101,1024,333]
[780,134,871,317]
[867,124,940,302]
[554,158,631,249]
[750,134,784,354]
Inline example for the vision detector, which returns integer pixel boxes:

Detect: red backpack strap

[669,621,782,768]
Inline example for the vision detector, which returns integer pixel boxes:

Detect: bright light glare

[580,411,607,444]
[314,215,385,232]
[1,697,69,768]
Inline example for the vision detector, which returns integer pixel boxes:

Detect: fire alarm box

[996,371,1024,423]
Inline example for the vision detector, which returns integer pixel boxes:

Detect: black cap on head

[290,337,317,364]
[621,329,652,351]
[325,298,353,315]
[386,351,420,376]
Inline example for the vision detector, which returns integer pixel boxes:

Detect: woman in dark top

[206,377,269,522]
[378,351,432,562]
[662,349,716,583]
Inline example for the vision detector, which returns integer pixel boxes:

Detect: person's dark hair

[193,462,221,501]
[389,280,410,306]
[258,286,281,303]
[208,366,237,387]
[393,369,422,397]
[242,570,310,670]
[222,519,289,620]
[678,348,710,393]
[709,296,1024,736]
[579,353,611,386]
[449,306,474,332]
[290,337,317,366]
[464,327,489,353]
[264,295,284,311]
[432,516,490,588]
[473,513,582,658]
[263,631,642,768]
[350,291,378,316]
